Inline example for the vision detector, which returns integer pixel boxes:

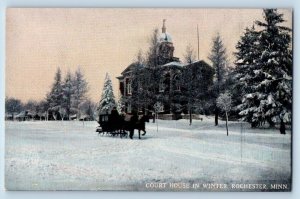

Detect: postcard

[5,8,292,191]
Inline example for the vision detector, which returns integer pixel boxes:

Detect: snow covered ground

[5,117,291,191]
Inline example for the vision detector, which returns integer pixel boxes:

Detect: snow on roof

[183,60,209,67]
[15,111,26,118]
[162,61,184,67]
[5,113,13,117]
[191,60,204,64]
[120,62,143,75]
[80,114,90,119]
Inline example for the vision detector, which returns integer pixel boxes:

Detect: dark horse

[121,114,149,139]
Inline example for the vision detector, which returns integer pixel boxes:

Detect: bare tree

[183,43,196,64]
[217,92,232,136]
[146,28,159,68]
[183,44,197,125]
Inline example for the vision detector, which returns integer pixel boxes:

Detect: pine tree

[234,26,261,126]
[255,9,292,131]
[235,9,292,133]
[97,73,117,114]
[72,67,88,119]
[62,70,73,120]
[116,95,125,113]
[208,33,228,126]
[47,67,63,120]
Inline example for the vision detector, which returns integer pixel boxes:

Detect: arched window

[173,74,181,91]
[159,78,165,92]
[126,78,132,95]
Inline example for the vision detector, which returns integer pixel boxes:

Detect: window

[173,74,181,91]
[159,78,165,92]
[127,102,132,113]
[119,82,124,96]
[126,78,132,95]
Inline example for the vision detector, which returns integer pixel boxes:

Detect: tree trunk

[156,112,158,132]
[280,119,286,135]
[225,111,229,136]
[268,119,275,128]
[251,122,257,128]
[215,107,219,126]
[189,108,192,126]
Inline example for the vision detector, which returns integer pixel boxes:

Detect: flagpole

[197,24,200,60]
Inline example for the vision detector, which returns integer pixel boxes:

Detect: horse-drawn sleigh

[96,111,149,139]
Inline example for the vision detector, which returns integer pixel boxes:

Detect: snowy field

[5,117,291,191]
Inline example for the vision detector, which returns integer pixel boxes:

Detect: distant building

[117,20,212,117]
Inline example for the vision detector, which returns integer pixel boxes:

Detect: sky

[6,8,292,103]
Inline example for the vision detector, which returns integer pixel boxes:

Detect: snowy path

[5,118,291,191]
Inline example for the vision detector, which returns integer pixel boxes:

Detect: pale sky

[6,8,292,103]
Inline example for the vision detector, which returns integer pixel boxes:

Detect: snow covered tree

[97,73,117,114]
[217,92,232,136]
[234,26,261,124]
[255,9,292,133]
[80,99,96,120]
[47,67,63,120]
[61,71,74,120]
[72,67,88,119]
[24,100,39,114]
[235,9,292,133]
[36,100,49,120]
[5,97,23,119]
[208,33,228,126]
[116,95,125,113]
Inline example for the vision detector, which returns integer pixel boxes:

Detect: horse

[121,114,149,139]
[135,114,150,137]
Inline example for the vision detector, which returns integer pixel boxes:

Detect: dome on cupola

[159,32,172,43]
[158,19,173,43]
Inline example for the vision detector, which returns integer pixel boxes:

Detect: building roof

[15,111,26,118]
[162,61,184,67]
[184,60,210,68]
[119,62,144,77]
